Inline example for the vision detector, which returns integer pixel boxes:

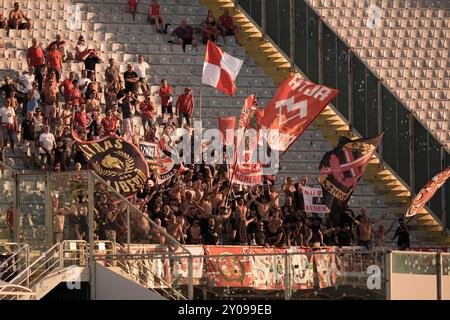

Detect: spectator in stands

[0,11,7,29]
[7,2,32,31]
[0,76,16,98]
[15,66,35,115]
[148,0,167,34]
[101,108,120,136]
[171,19,198,52]
[75,35,102,73]
[374,220,395,247]
[218,8,238,45]
[34,64,47,92]
[159,79,174,118]
[0,97,18,153]
[347,208,387,250]
[176,87,194,127]
[119,91,136,135]
[78,70,91,96]
[58,71,75,103]
[139,94,155,131]
[392,218,410,251]
[105,58,121,86]
[26,38,45,71]
[202,10,220,44]
[39,124,56,170]
[134,55,150,94]
[306,212,324,248]
[123,64,139,94]
[128,0,138,22]
[26,81,39,114]
[21,111,35,168]
[46,34,67,63]
[335,223,354,247]
[46,43,63,81]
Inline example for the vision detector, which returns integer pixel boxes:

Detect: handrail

[114,243,187,300]
[0,244,29,283]
[0,242,61,300]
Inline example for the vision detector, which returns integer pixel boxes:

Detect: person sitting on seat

[171,19,198,52]
[0,11,7,29]
[7,2,32,31]
[201,10,220,44]
[128,0,138,21]
[218,8,239,45]
[148,0,168,34]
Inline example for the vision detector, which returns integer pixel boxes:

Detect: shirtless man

[8,2,32,31]
[348,208,388,249]
[374,220,395,247]
[166,214,185,244]
[151,218,166,245]
[253,192,281,223]
[42,76,58,127]
[188,219,202,244]
[54,207,67,243]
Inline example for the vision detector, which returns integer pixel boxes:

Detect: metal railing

[0,243,29,283]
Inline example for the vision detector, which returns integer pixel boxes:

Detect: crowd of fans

[0,2,410,251]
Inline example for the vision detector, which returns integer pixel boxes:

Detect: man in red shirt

[26,38,45,70]
[139,94,155,130]
[101,109,120,136]
[148,0,167,34]
[176,87,194,127]
[74,104,88,132]
[218,9,239,44]
[159,79,173,118]
[58,71,75,102]
[46,43,63,81]
[66,79,82,109]
[46,34,67,62]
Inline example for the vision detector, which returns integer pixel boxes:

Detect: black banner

[73,132,149,197]
[318,133,383,213]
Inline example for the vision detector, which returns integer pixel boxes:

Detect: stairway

[199,0,450,245]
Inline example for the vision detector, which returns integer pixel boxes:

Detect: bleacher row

[308,0,450,151]
[0,0,409,243]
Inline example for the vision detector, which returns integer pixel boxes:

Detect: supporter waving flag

[202,40,243,96]
[261,73,339,154]
[318,134,384,212]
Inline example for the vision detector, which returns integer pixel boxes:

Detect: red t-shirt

[176,93,194,114]
[159,85,173,107]
[219,15,234,29]
[66,88,81,106]
[139,101,154,119]
[151,4,160,16]
[26,47,45,68]
[101,116,118,134]
[46,50,63,70]
[62,79,73,98]
[74,111,87,128]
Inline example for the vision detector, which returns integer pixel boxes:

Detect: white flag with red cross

[202,40,244,96]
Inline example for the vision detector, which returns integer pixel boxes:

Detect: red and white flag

[261,73,339,153]
[202,40,243,96]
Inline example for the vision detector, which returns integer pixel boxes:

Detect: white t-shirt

[0,107,16,125]
[39,132,56,151]
[78,77,91,94]
[18,73,35,93]
[134,61,150,78]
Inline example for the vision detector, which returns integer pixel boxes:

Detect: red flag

[405,166,450,217]
[218,116,236,146]
[231,95,263,185]
[202,40,244,96]
[261,73,339,153]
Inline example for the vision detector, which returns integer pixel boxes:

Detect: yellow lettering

[103,140,113,151]
[114,139,123,149]
[118,181,130,193]
[91,143,105,153]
